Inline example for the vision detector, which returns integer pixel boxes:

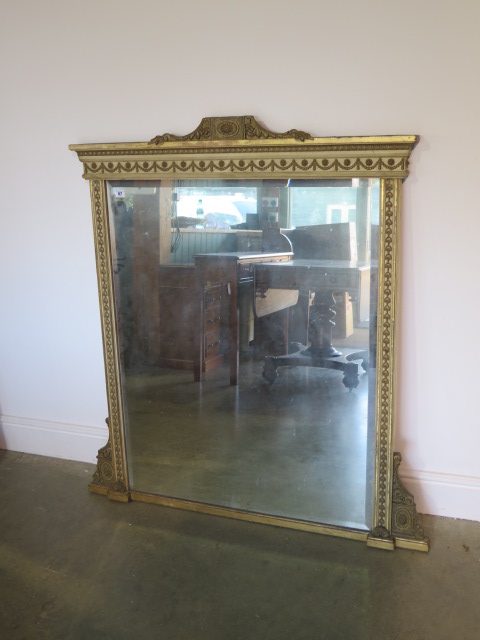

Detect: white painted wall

[1,0,479,520]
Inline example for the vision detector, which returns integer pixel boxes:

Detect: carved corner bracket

[367,451,429,552]
[88,419,131,502]
[150,115,312,145]
[392,452,429,551]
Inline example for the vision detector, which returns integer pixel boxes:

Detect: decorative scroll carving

[243,115,312,142]
[90,421,128,494]
[392,453,428,542]
[150,115,312,145]
[150,118,212,145]
[91,433,113,485]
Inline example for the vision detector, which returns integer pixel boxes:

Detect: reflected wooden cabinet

[157,267,229,373]
[137,250,295,376]
[157,265,196,370]
[202,282,228,370]
[194,251,293,384]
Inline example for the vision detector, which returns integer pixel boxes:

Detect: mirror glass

[107,178,379,530]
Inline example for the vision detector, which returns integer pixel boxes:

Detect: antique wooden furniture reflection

[193,251,293,385]
[256,259,373,389]
[158,264,196,370]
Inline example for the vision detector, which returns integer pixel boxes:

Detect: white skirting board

[0,414,107,464]
[399,470,480,523]
[1,414,479,522]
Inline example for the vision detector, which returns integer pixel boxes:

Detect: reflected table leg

[263,289,368,390]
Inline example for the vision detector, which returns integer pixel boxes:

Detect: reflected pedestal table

[255,260,371,390]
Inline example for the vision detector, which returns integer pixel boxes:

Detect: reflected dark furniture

[194,251,293,385]
[289,222,358,261]
[255,260,372,389]
[158,265,197,370]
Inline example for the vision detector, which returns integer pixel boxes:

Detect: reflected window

[175,186,257,229]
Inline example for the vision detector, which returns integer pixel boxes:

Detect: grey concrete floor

[1,450,479,640]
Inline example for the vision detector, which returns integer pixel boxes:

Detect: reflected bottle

[196,199,204,219]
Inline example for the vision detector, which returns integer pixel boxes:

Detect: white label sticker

[113,189,126,198]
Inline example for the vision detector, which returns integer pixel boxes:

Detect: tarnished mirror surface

[107,178,378,529]
[70,117,428,550]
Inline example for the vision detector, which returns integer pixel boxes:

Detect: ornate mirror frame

[70,116,428,552]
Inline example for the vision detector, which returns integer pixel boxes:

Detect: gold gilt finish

[88,182,129,501]
[70,115,417,182]
[369,179,399,542]
[150,115,313,144]
[392,453,429,551]
[70,116,428,551]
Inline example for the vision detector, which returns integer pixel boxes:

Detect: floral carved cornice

[69,116,418,181]
[81,156,408,179]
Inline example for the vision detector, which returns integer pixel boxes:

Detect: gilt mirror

[70,116,428,551]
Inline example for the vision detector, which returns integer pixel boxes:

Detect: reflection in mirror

[107,178,379,530]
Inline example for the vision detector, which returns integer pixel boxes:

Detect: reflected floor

[124,344,371,530]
